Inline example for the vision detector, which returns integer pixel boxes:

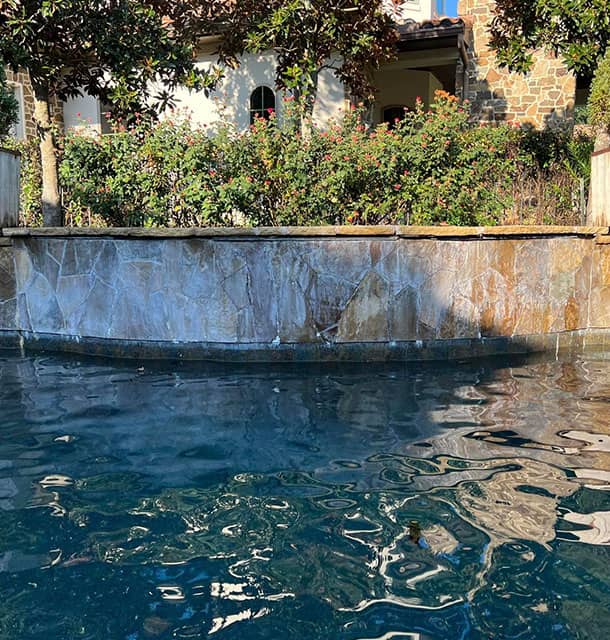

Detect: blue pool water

[0,351,609,639]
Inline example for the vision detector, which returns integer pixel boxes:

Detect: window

[249,86,276,124]
[383,105,407,128]
[8,83,25,139]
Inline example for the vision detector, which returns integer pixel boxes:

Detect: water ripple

[0,352,608,639]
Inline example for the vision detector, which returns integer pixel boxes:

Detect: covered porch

[372,17,468,125]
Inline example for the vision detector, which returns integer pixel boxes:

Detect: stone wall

[457,0,576,127]
[0,226,609,360]
[4,68,63,140]
[5,68,37,140]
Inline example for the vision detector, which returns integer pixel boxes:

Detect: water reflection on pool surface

[0,351,608,639]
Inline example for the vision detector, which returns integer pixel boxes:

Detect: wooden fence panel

[590,147,610,226]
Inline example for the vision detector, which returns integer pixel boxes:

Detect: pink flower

[393,183,401,191]
[76,112,81,118]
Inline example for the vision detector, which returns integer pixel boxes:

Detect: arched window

[250,86,276,124]
[383,105,407,128]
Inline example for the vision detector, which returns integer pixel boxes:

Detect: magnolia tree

[489,0,609,76]
[219,0,398,128]
[0,0,226,226]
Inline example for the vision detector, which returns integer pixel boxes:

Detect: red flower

[393,184,401,191]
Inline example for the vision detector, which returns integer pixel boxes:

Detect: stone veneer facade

[5,68,37,140]
[0,227,609,361]
[4,68,64,140]
[457,0,577,127]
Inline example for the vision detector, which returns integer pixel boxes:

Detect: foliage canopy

[0,0,220,115]
[219,0,398,109]
[489,0,610,78]
[588,50,610,133]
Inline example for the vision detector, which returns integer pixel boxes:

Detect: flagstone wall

[0,226,608,360]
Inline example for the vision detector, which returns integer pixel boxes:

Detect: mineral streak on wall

[0,226,609,361]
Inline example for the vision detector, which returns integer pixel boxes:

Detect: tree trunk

[32,82,62,227]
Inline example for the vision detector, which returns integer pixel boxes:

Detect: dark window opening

[383,106,407,128]
[575,74,592,124]
[250,86,276,124]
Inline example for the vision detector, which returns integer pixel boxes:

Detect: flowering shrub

[59,92,587,227]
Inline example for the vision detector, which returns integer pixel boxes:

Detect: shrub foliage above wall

[59,92,591,228]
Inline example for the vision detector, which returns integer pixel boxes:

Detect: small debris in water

[409,520,422,543]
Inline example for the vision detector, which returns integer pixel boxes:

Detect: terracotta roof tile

[396,17,465,36]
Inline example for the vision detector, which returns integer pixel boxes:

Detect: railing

[0,148,20,227]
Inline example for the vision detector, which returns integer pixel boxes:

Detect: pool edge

[1,329,608,362]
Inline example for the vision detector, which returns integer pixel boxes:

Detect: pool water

[0,351,609,640]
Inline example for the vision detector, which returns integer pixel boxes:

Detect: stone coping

[1,224,609,240]
[0,147,20,157]
[1,329,608,363]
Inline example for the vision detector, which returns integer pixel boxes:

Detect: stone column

[458,0,576,127]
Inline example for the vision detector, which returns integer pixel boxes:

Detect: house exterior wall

[5,69,37,140]
[385,0,436,22]
[4,68,64,141]
[170,52,347,131]
[62,52,348,134]
[458,0,576,127]
[63,94,104,135]
[9,1,579,137]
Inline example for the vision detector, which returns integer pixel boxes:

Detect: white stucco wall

[167,52,347,132]
[384,0,436,23]
[63,53,347,134]
[63,93,103,134]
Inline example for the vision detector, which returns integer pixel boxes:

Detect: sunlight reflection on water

[0,351,608,639]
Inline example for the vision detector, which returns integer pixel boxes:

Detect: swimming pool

[0,351,608,639]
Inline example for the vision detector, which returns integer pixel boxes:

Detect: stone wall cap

[0,147,21,157]
[2,225,609,240]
